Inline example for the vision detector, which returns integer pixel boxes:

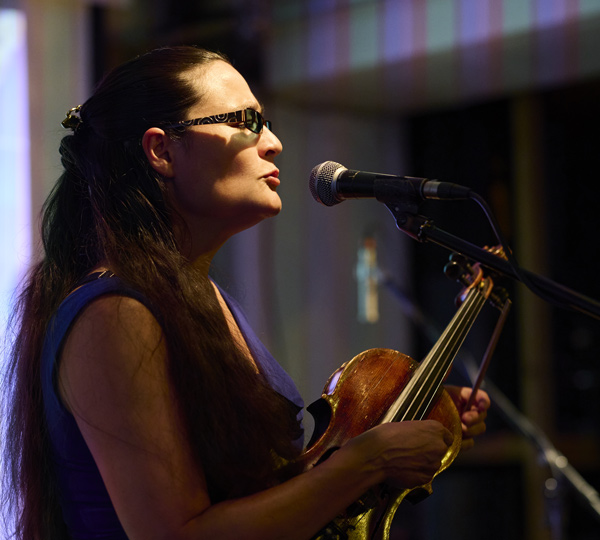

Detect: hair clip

[61,105,83,131]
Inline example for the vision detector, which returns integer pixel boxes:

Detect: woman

[2,46,489,539]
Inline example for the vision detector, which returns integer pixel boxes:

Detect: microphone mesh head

[309,161,344,206]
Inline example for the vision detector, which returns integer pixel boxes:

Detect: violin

[297,253,508,540]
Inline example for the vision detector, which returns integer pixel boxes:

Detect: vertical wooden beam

[511,93,555,540]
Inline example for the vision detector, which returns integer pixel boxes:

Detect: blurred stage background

[1,1,600,538]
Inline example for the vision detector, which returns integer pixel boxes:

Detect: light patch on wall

[0,7,30,329]
[0,12,30,538]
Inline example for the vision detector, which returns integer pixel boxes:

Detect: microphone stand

[383,205,600,320]
[476,374,600,536]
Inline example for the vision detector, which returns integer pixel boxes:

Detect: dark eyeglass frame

[162,108,272,135]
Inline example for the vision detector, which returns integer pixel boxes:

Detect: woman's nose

[261,125,283,157]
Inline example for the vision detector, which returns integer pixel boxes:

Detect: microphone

[309,161,471,206]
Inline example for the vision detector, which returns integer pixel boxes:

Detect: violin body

[299,348,462,540]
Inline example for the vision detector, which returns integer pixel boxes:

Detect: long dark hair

[1,46,300,540]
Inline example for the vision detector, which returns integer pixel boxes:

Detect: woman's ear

[142,128,175,178]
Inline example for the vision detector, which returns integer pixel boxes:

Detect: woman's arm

[59,296,454,540]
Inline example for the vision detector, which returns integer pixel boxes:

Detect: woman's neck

[188,251,217,277]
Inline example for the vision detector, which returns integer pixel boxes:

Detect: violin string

[401,304,473,419]
[417,289,486,415]
[411,291,487,419]
[418,288,487,416]
[401,300,476,419]
[393,284,487,422]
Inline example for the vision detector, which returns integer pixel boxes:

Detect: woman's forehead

[187,61,260,114]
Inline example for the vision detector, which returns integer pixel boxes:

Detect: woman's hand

[339,420,454,489]
[445,386,491,451]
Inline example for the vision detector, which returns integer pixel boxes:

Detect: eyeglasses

[163,108,272,135]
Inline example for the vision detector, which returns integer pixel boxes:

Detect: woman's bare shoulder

[58,293,168,417]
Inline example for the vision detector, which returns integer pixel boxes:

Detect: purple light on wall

[0,8,30,319]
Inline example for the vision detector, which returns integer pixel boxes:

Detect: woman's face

[166,60,284,257]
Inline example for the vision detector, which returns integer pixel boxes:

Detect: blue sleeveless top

[41,274,304,539]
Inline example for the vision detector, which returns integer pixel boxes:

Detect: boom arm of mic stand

[386,207,600,320]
